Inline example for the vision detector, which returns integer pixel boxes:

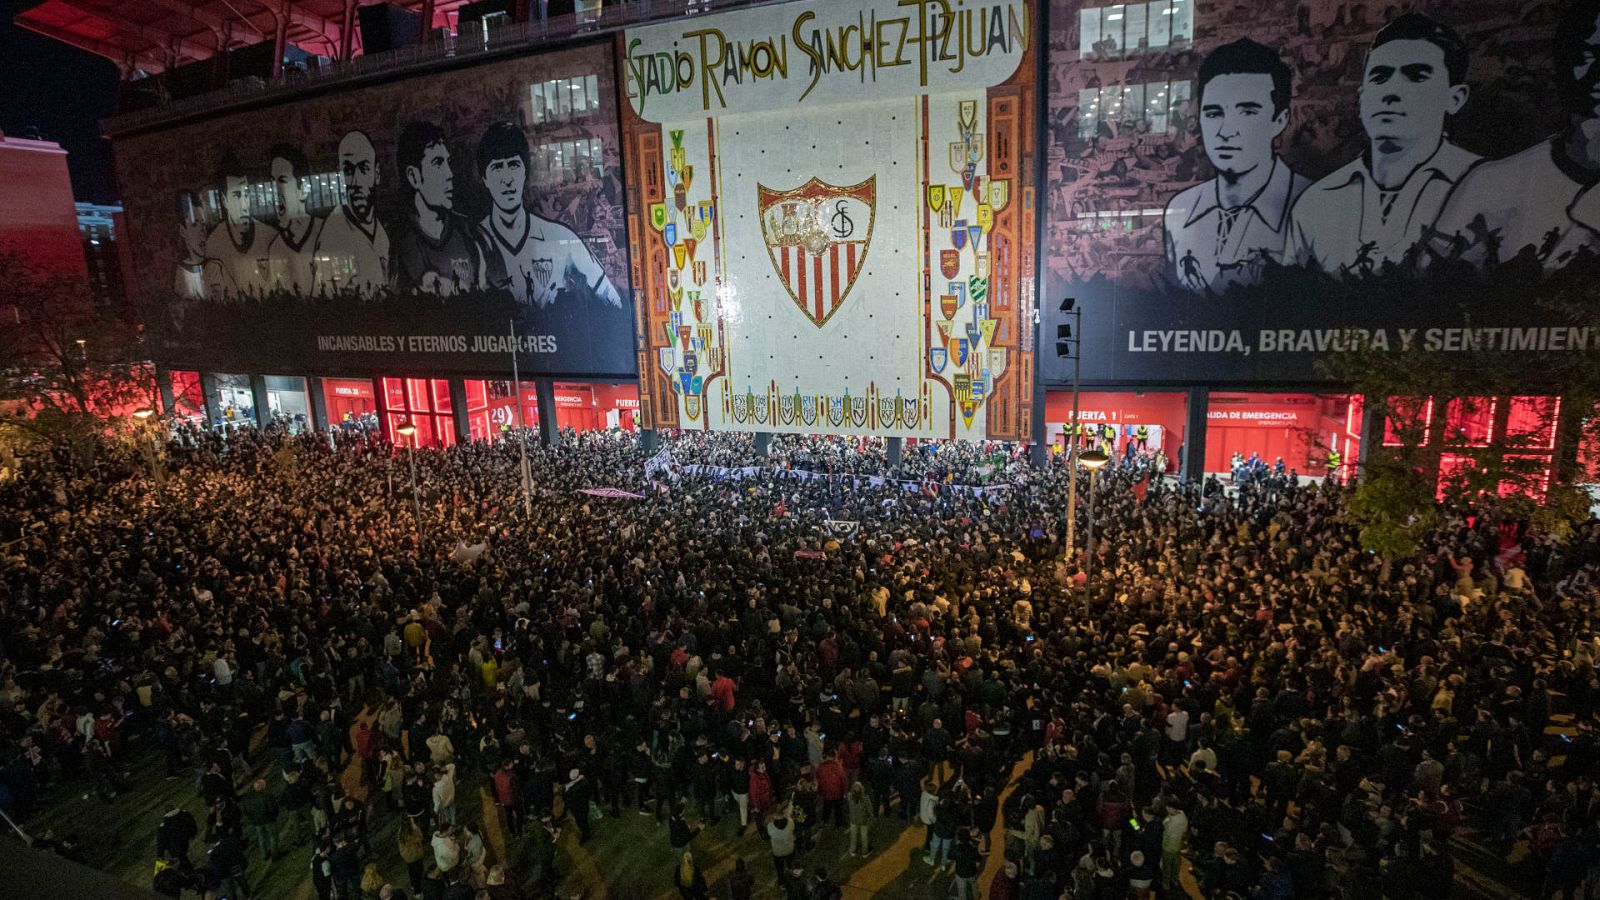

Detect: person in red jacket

[711,671,737,713]
[987,860,1021,900]
[492,760,520,835]
[748,761,774,822]
[816,751,848,827]
[1096,784,1132,856]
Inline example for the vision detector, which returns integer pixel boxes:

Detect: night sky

[0,0,122,204]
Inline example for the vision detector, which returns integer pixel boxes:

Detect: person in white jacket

[432,763,457,826]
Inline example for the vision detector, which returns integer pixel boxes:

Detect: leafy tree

[0,249,156,462]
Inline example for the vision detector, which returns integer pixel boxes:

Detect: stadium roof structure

[13,0,478,74]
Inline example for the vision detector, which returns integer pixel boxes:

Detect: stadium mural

[620,0,1038,440]
[1045,0,1600,384]
[114,42,635,378]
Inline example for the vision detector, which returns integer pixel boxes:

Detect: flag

[1131,471,1150,505]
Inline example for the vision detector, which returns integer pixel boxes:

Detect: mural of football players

[202,151,269,299]
[1432,0,1600,269]
[475,121,622,310]
[312,130,390,294]
[175,189,214,301]
[264,143,324,295]
[1163,39,1309,292]
[1288,13,1480,276]
[391,121,485,297]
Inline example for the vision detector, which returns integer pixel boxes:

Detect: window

[1505,396,1558,450]
[530,75,600,124]
[1382,396,1434,447]
[1078,80,1190,138]
[1443,397,1495,447]
[1080,0,1192,59]
[531,137,605,187]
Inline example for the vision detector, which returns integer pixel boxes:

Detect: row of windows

[530,75,601,124]
[1077,80,1192,139]
[1080,0,1194,59]
[531,137,605,186]
[182,137,604,223]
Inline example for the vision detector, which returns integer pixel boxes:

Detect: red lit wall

[323,378,376,423]
[1205,393,1361,476]
[1384,394,1559,499]
[379,377,456,449]
[0,133,89,294]
[463,379,538,442]
[1043,391,1187,454]
[554,382,640,432]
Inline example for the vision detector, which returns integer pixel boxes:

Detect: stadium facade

[20,0,1592,485]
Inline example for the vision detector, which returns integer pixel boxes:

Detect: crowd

[0,424,1597,900]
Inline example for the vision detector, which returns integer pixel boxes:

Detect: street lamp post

[1056,299,1084,563]
[133,408,164,492]
[1079,449,1110,607]
[396,421,423,541]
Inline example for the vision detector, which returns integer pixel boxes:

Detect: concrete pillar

[339,0,358,60]
[535,379,559,447]
[448,378,470,444]
[270,0,289,79]
[307,376,329,431]
[249,374,271,429]
[155,366,175,417]
[754,432,771,456]
[887,436,903,468]
[200,373,221,426]
[1181,387,1208,483]
[1357,395,1385,478]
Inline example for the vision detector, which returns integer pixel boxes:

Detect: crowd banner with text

[114,43,635,378]
[1044,0,1600,384]
[620,0,1039,439]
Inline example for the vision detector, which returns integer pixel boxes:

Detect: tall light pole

[133,407,163,492]
[507,318,534,518]
[1079,449,1110,606]
[1056,298,1083,562]
[397,421,423,541]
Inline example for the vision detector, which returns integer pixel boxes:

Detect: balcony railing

[104,0,782,135]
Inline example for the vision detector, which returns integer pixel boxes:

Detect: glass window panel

[1149,0,1171,47]
[1444,397,1495,447]
[1506,396,1558,449]
[432,379,453,413]
[1079,88,1100,139]
[1124,3,1148,52]
[1080,7,1101,57]
[1102,6,1125,55]
[1170,0,1192,43]
[407,378,431,413]
[1170,81,1191,132]
[1121,84,1144,132]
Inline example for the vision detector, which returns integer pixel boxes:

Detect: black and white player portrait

[1164,39,1309,293]
[202,151,269,299]
[1287,13,1478,275]
[391,121,485,297]
[175,189,213,301]
[475,121,622,310]
[312,130,390,294]
[1432,0,1600,268]
[264,143,323,295]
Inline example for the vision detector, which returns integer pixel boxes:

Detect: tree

[1319,282,1600,565]
[0,249,156,462]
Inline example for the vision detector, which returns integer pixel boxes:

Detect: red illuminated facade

[0,131,90,293]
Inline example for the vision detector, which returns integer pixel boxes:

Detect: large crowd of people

[0,424,1597,900]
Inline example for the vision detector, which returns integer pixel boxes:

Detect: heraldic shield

[758,176,876,328]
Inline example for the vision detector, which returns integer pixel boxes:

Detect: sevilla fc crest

[758,176,876,327]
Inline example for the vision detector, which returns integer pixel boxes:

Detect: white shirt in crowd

[1165,708,1189,742]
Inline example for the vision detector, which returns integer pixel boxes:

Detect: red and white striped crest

[758,177,876,328]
